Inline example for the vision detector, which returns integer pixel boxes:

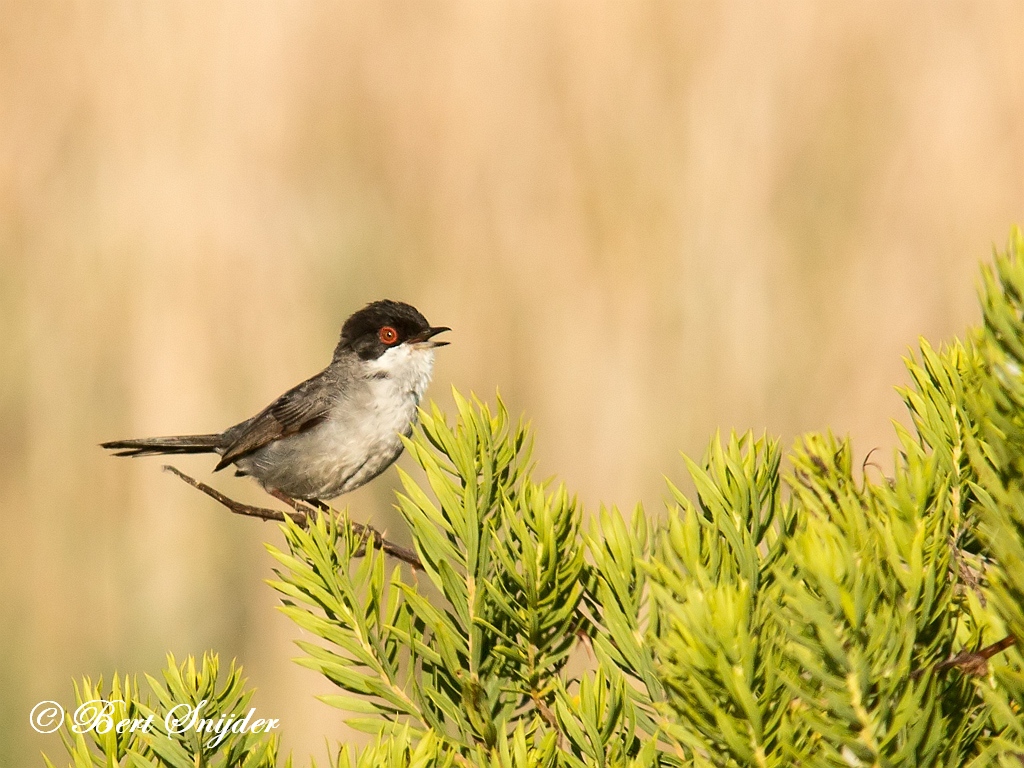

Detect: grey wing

[215,370,339,471]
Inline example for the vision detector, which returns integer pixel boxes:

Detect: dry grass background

[1,2,1022,765]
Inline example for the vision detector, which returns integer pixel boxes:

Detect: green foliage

[648,433,800,765]
[266,395,598,761]
[972,228,1024,641]
[961,228,1024,765]
[49,227,1024,767]
[43,653,282,768]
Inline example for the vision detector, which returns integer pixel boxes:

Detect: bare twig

[349,525,422,570]
[861,446,881,477]
[860,446,891,486]
[163,465,306,523]
[912,634,1017,679]
[162,465,422,570]
[950,532,987,606]
[932,635,1017,676]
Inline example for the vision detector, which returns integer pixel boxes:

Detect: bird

[102,300,449,504]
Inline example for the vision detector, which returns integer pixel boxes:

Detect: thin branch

[933,635,1017,676]
[163,465,305,523]
[912,634,1017,679]
[861,446,881,477]
[950,532,987,606]
[162,465,422,570]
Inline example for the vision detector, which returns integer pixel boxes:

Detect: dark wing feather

[215,371,338,470]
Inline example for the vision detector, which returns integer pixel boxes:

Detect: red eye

[379,326,398,344]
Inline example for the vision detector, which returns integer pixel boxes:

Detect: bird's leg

[261,487,422,570]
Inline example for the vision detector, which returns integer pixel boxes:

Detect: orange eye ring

[379,326,398,345]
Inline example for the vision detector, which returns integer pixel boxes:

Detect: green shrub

[47,228,1024,767]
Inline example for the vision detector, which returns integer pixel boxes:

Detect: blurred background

[1,1,1022,764]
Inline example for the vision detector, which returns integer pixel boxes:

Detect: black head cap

[335,300,449,360]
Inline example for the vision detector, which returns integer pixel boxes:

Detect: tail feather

[101,434,223,458]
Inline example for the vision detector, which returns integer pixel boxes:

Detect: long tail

[101,434,223,458]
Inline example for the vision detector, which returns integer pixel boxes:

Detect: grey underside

[229,404,411,500]
[227,373,418,500]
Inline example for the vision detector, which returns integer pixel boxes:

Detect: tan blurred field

[1,2,1022,764]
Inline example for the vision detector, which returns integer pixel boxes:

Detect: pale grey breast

[235,345,436,500]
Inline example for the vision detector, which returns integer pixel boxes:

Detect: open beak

[410,326,451,348]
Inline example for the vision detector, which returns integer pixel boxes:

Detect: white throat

[365,344,436,403]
